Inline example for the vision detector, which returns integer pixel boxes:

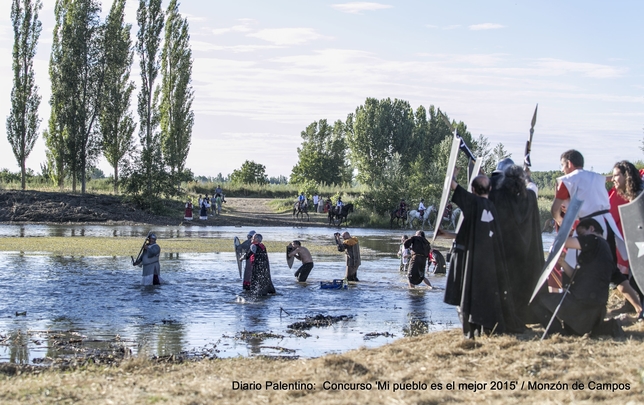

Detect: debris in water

[287,314,353,330]
[363,331,395,340]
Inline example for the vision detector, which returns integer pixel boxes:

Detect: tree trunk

[114,165,119,194]
[21,160,26,191]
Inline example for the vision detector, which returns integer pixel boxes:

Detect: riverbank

[0,190,341,228]
[1,325,644,404]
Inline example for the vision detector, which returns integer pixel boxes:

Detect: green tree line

[285,97,513,214]
[6,0,194,210]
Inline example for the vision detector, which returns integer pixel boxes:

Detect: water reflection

[8,330,29,364]
[156,322,185,357]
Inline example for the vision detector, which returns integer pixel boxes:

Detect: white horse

[407,205,434,229]
[438,207,461,230]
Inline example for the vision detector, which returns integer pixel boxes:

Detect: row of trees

[288,97,511,213]
[6,0,194,206]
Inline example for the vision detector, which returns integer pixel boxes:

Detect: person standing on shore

[134,233,162,285]
[184,200,193,220]
[440,174,523,338]
[288,240,314,282]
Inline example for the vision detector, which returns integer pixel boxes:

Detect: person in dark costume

[241,230,256,290]
[403,230,433,288]
[244,233,276,296]
[532,218,624,337]
[440,174,523,339]
[199,200,208,220]
[489,164,544,326]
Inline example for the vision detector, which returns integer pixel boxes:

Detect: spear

[524,104,538,170]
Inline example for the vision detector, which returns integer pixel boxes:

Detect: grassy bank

[0,237,346,257]
[1,327,644,404]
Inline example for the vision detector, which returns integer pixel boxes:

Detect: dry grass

[2,326,644,404]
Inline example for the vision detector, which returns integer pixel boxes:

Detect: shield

[233,236,242,278]
[529,192,584,304]
[454,157,482,234]
[286,245,295,269]
[432,132,460,243]
[619,192,644,291]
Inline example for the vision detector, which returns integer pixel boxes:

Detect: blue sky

[0,0,642,178]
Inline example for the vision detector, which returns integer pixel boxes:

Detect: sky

[0,0,642,178]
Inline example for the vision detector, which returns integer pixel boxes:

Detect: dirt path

[188,197,333,227]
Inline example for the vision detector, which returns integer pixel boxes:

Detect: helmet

[148,233,157,240]
[247,230,256,238]
[494,158,515,174]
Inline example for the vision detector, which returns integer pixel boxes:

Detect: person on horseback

[336,197,343,215]
[418,198,426,218]
[398,199,407,218]
[297,192,307,210]
[444,202,453,221]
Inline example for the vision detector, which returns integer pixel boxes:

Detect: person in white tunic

[135,233,162,285]
[551,149,626,270]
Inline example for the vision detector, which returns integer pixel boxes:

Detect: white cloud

[182,13,207,23]
[211,19,256,35]
[469,23,505,31]
[535,58,626,78]
[247,28,325,46]
[191,40,280,53]
[331,2,393,14]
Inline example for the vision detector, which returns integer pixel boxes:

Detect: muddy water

[0,225,556,364]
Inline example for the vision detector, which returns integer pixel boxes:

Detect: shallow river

[0,225,555,364]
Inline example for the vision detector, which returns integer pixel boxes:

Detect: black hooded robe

[489,186,544,325]
[246,243,276,296]
[444,185,523,336]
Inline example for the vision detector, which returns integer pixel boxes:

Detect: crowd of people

[438,149,643,339]
[183,185,226,220]
[140,149,644,340]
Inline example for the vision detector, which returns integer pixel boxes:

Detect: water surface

[0,225,556,364]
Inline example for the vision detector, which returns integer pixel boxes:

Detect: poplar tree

[7,0,42,190]
[159,0,194,193]
[46,0,105,193]
[136,0,164,199]
[100,0,135,193]
[44,0,68,190]
[66,0,105,194]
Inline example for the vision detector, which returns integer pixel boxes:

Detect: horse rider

[418,198,426,218]
[336,197,344,215]
[297,192,307,210]
[398,199,407,217]
[444,202,453,221]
